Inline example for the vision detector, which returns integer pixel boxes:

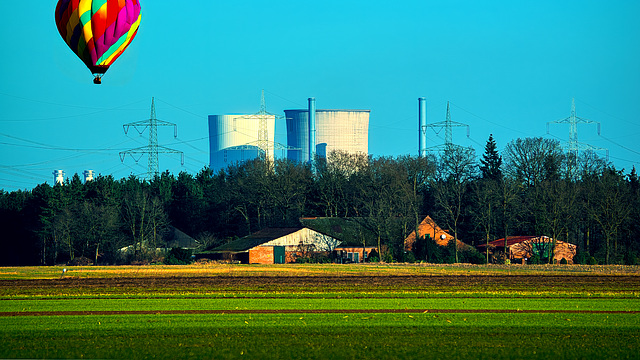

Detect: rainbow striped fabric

[55,0,141,75]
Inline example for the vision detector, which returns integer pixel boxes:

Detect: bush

[624,252,639,266]
[296,253,332,264]
[367,249,379,262]
[404,252,416,263]
[528,254,541,265]
[573,251,589,265]
[164,248,193,265]
[459,247,486,264]
[588,256,598,265]
[67,256,93,266]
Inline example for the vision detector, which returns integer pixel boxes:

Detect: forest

[1,135,638,266]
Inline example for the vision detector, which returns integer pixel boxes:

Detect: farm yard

[1,264,639,359]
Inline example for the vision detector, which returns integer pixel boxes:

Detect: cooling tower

[208,114,276,172]
[53,170,65,185]
[285,109,369,162]
[83,170,95,183]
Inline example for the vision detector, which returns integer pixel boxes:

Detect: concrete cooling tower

[284,109,369,162]
[208,114,276,172]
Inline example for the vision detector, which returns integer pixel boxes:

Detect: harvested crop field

[3,273,640,294]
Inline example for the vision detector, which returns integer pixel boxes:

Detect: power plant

[285,103,370,163]
[51,169,95,185]
[208,113,277,172]
[83,170,95,183]
[208,95,370,171]
[53,170,65,185]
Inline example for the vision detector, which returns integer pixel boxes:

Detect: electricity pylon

[427,101,470,151]
[119,97,184,179]
[226,90,296,161]
[547,98,607,159]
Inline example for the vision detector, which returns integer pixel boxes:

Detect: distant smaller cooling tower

[285,109,369,162]
[208,114,276,172]
[53,170,65,185]
[83,170,95,183]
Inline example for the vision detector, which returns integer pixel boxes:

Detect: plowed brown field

[2,274,639,292]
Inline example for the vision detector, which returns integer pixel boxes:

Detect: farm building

[333,246,378,263]
[300,217,375,246]
[119,226,199,258]
[477,236,577,264]
[404,216,467,251]
[164,227,200,249]
[199,227,342,264]
[300,217,385,262]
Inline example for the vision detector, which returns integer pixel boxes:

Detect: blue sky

[1,0,639,191]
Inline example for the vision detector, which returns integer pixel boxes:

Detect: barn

[199,227,341,264]
[477,236,577,264]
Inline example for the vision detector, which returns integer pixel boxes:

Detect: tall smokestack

[418,97,427,157]
[308,97,316,164]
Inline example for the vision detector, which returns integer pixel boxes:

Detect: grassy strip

[3,297,640,313]
[1,313,638,359]
[2,263,639,280]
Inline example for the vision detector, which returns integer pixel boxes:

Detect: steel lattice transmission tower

[119,97,184,179]
[225,90,295,162]
[547,98,607,159]
[427,101,470,151]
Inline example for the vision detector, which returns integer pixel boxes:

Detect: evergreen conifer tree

[480,134,503,181]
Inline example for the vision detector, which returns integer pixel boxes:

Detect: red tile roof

[477,236,539,248]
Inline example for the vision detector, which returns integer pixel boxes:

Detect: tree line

[1,135,638,266]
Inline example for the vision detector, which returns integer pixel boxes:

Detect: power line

[0,99,147,122]
[575,98,640,128]
[600,135,640,156]
[155,98,204,119]
[449,101,532,137]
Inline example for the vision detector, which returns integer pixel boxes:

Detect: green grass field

[1,264,639,359]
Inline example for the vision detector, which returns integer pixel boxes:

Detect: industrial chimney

[308,97,316,164]
[418,97,427,157]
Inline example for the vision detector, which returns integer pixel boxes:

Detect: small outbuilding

[333,246,378,263]
[477,236,577,264]
[199,227,342,264]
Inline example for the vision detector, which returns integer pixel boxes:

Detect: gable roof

[165,227,200,249]
[213,227,304,252]
[404,216,464,249]
[300,217,377,246]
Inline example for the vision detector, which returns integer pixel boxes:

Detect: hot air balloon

[55,0,142,84]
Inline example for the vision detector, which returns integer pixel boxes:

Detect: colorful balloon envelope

[55,0,142,84]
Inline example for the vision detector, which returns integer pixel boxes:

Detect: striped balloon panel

[55,0,141,73]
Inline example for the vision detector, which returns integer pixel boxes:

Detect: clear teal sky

[1,0,639,191]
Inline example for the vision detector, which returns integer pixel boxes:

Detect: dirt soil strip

[2,309,639,317]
